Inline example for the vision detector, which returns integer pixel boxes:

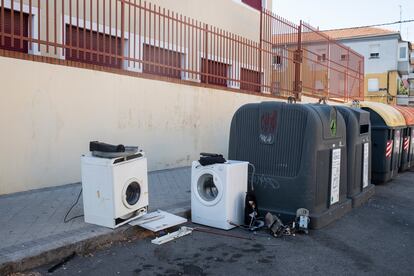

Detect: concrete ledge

[0,208,190,275]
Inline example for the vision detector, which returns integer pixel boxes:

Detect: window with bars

[240,68,261,92]
[65,24,123,69]
[0,8,29,53]
[201,58,229,87]
[143,44,183,79]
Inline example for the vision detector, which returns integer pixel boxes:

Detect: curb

[1,208,190,275]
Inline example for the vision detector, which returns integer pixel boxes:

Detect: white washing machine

[191,160,248,230]
[81,152,149,229]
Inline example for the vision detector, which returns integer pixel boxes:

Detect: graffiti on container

[253,174,280,190]
[260,111,277,144]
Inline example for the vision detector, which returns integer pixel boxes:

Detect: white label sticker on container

[395,130,401,153]
[330,148,341,205]
[363,143,369,188]
[411,130,414,156]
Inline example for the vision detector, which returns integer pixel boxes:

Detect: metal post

[294,20,302,100]
[121,0,125,68]
[259,9,263,92]
[205,24,209,84]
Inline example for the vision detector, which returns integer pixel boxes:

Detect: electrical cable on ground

[63,188,84,223]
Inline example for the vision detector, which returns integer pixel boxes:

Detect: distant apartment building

[323,27,412,105]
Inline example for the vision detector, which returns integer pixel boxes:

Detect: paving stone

[0,167,191,271]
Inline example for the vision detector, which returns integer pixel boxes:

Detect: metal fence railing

[300,22,364,101]
[0,0,364,102]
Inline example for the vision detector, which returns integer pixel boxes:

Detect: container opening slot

[360,125,369,134]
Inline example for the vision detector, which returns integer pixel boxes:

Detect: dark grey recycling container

[336,106,375,208]
[359,102,406,184]
[228,102,352,229]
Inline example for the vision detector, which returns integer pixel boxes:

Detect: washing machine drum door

[195,171,223,206]
[123,179,141,208]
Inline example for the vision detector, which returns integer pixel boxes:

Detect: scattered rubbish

[264,209,311,238]
[244,163,261,230]
[47,252,76,273]
[295,208,310,234]
[129,210,187,232]
[265,212,288,238]
[151,226,193,245]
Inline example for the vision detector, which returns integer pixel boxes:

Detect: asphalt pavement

[30,171,414,276]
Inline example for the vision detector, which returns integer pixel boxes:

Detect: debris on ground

[151,226,193,245]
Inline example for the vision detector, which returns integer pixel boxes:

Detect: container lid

[392,106,414,126]
[357,101,406,127]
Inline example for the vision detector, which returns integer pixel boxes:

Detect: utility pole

[399,5,402,34]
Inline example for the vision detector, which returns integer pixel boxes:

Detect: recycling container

[336,106,375,208]
[392,106,414,171]
[228,102,351,229]
[359,102,406,184]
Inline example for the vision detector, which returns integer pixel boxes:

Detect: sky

[273,0,414,41]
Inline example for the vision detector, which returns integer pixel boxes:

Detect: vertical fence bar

[128,0,130,67]
[204,24,208,83]
[295,20,302,100]
[19,0,23,49]
[96,0,99,63]
[76,0,79,58]
[121,0,125,68]
[109,0,112,65]
[83,0,86,60]
[115,0,118,66]
[143,1,146,70]
[29,0,32,51]
[46,0,49,52]
[38,0,41,51]
[10,0,14,47]
[61,0,64,57]
[1,0,4,46]
[54,0,57,55]
[133,0,136,69]
[160,6,163,74]
[89,0,92,63]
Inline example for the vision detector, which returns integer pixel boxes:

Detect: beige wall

[0,55,284,195]
[149,0,270,41]
[364,71,399,105]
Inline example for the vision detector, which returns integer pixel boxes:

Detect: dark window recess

[65,24,123,69]
[340,54,348,61]
[360,124,369,134]
[143,44,182,79]
[0,8,29,53]
[370,53,379,59]
[242,0,263,10]
[317,53,327,62]
[201,58,229,87]
[240,68,261,92]
[273,55,282,66]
